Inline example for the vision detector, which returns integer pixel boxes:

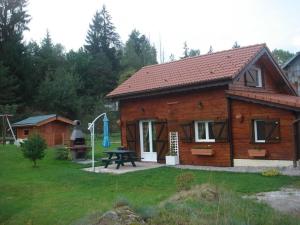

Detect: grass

[146,184,300,225]
[0,138,300,224]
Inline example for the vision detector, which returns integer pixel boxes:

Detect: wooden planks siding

[16,121,71,147]
[231,99,295,160]
[120,86,231,166]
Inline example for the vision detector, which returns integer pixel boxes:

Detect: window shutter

[126,121,138,151]
[250,119,255,143]
[265,119,280,143]
[153,120,169,162]
[212,120,228,142]
[244,70,257,87]
[179,121,194,143]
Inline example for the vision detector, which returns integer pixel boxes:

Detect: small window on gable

[245,67,263,88]
[24,129,29,136]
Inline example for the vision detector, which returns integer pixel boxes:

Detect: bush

[135,206,157,221]
[55,147,69,160]
[21,133,47,167]
[262,168,281,177]
[114,196,130,208]
[176,172,195,191]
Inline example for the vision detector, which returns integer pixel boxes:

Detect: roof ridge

[142,43,266,69]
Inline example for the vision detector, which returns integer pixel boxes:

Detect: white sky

[24,0,300,62]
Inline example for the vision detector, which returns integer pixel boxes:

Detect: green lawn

[0,140,300,225]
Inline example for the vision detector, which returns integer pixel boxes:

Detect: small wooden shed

[13,114,74,146]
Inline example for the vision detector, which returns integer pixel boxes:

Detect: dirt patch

[162,183,219,205]
[246,188,300,217]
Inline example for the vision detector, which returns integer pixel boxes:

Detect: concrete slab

[74,159,95,165]
[175,165,300,176]
[245,188,300,217]
[83,162,164,174]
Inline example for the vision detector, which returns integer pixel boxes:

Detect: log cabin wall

[48,121,71,146]
[16,121,71,146]
[231,99,295,160]
[16,127,36,139]
[120,86,231,166]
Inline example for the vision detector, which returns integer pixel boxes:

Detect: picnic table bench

[102,150,138,169]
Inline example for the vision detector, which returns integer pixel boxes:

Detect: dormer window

[244,67,263,88]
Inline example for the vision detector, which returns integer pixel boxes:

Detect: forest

[0,0,295,130]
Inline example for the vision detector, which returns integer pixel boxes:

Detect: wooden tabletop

[104,150,134,154]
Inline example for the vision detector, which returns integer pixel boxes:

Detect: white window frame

[139,120,155,153]
[253,67,262,88]
[254,120,266,143]
[195,121,215,142]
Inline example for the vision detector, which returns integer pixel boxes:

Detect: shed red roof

[227,90,300,110]
[107,44,266,98]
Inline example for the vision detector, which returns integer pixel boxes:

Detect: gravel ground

[245,188,300,217]
[175,165,300,176]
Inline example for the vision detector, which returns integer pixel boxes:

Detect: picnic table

[102,150,137,169]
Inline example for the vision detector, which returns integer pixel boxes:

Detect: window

[254,120,265,143]
[253,119,280,143]
[23,129,29,136]
[245,67,263,88]
[195,121,215,142]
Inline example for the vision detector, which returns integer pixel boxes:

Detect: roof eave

[282,53,300,69]
[12,124,36,127]
[226,93,300,112]
[106,77,232,101]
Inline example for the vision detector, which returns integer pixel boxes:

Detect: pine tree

[121,30,157,69]
[0,0,30,44]
[84,5,121,94]
[182,41,189,58]
[181,41,200,58]
[169,54,175,62]
[0,0,31,106]
[232,41,240,49]
[208,45,213,54]
[119,29,157,84]
[0,63,19,105]
[189,49,200,57]
[36,68,80,117]
[36,31,65,79]
[85,5,121,55]
[272,49,295,66]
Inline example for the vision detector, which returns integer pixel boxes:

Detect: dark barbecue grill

[69,120,90,159]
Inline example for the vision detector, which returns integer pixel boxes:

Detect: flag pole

[88,113,107,172]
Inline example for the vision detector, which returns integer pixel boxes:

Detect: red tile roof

[107,44,266,98]
[226,90,300,110]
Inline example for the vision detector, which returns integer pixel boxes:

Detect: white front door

[139,120,157,162]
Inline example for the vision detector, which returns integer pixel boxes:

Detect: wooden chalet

[107,44,300,167]
[282,51,300,95]
[13,114,74,146]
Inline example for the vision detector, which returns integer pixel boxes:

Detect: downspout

[227,97,234,167]
[293,113,300,167]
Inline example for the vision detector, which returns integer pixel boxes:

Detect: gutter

[107,77,232,101]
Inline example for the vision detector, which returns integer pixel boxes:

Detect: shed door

[54,133,63,145]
